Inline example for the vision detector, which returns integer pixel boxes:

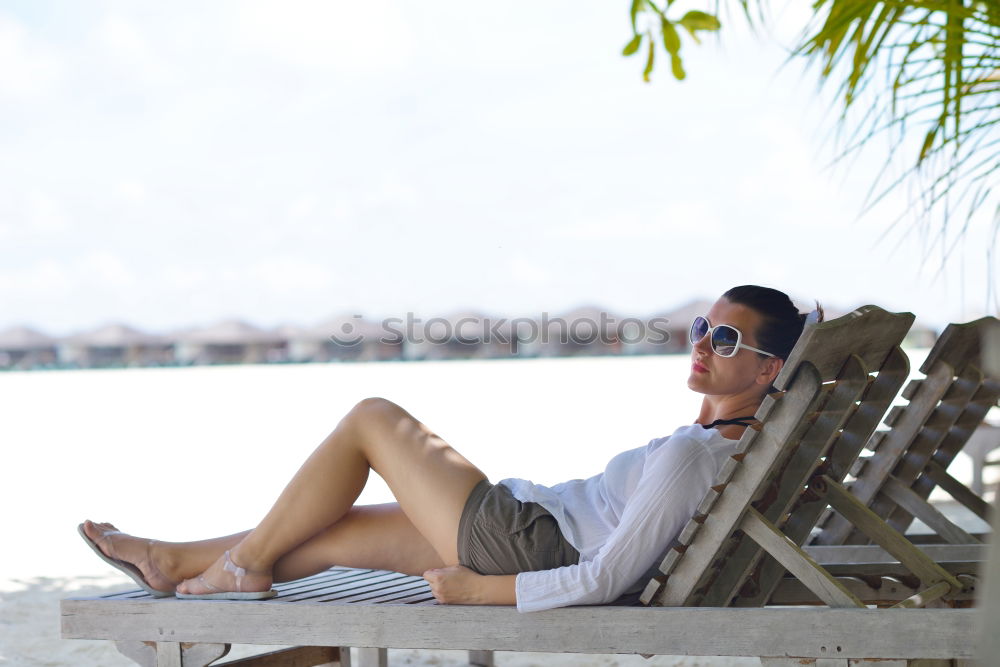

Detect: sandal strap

[193,574,223,594]
[222,550,246,593]
[97,529,124,562]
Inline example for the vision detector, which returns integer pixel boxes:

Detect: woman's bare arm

[423,565,516,605]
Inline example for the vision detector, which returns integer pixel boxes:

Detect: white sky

[0,0,995,335]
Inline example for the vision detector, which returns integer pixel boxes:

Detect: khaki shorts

[457,479,580,576]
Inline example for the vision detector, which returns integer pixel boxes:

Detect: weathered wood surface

[818,317,1000,545]
[348,647,386,667]
[61,594,977,659]
[738,508,864,608]
[745,346,910,607]
[879,476,980,544]
[764,574,977,606]
[818,475,962,591]
[804,543,986,564]
[872,362,983,532]
[922,461,991,521]
[889,377,1000,533]
[814,363,953,546]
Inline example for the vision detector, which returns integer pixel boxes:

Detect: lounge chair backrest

[814,316,1000,545]
[641,305,914,607]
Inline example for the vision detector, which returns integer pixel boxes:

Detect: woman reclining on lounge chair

[79,285,821,613]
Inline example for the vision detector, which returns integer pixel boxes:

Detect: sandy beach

[3,350,986,666]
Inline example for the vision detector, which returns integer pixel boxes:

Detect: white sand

[3,349,981,666]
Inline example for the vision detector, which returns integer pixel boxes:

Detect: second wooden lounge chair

[813,315,1000,548]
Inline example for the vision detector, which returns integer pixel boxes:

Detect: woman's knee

[351,396,402,418]
[342,397,406,435]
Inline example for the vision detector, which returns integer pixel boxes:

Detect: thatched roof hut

[0,326,58,369]
[174,320,286,365]
[58,324,173,368]
[539,305,622,357]
[286,314,399,362]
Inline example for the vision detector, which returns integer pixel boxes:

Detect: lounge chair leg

[468,649,494,666]
[351,647,387,667]
[115,641,229,667]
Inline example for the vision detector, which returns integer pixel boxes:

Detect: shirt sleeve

[512,433,719,612]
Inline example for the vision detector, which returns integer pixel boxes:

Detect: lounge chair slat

[922,461,991,520]
[890,579,953,608]
[888,379,1000,533]
[865,429,888,452]
[814,356,953,545]
[738,508,864,608]
[901,378,922,400]
[878,475,980,545]
[871,362,982,532]
[818,475,962,590]
[713,457,740,486]
[765,575,918,606]
[883,405,905,427]
[804,542,987,564]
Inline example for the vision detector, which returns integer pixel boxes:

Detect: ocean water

[3,354,707,584]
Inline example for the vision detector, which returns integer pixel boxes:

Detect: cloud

[508,256,551,285]
[546,203,718,242]
[233,0,413,74]
[0,13,63,100]
[0,190,72,241]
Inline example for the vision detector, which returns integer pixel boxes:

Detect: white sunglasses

[689,315,776,358]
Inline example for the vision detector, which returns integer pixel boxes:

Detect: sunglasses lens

[712,325,740,357]
[690,316,709,345]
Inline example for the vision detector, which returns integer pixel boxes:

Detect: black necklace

[701,415,758,430]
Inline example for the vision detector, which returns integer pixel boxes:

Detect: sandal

[175,549,277,600]
[77,522,176,598]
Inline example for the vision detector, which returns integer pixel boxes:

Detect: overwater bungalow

[57,324,174,368]
[403,311,500,361]
[174,320,287,365]
[0,326,58,370]
[285,314,402,363]
[539,306,622,357]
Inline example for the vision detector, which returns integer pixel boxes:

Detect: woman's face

[687,297,780,398]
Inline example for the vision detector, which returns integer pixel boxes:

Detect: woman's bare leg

[171,397,486,594]
[82,501,446,594]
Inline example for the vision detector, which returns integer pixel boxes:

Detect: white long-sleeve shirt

[498,423,739,613]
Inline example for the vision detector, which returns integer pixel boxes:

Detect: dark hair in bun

[722,285,824,361]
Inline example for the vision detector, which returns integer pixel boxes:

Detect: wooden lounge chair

[813,316,1000,548]
[637,304,969,612]
[791,318,1000,609]
[61,306,980,666]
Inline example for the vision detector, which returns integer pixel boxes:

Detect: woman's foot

[176,546,276,599]
[79,520,179,596]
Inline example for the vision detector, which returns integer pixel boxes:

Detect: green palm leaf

[624,0,1000,296]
